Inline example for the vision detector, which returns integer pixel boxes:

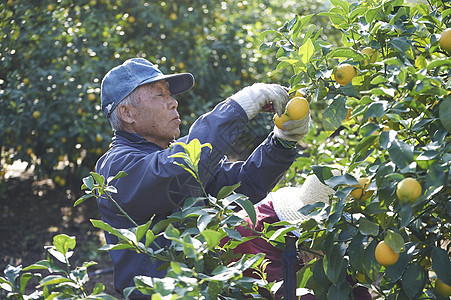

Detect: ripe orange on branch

[396,177,422,203]
[375,241,400,266]
[361,47,378,64]
[350,177,373,200]
[334,63,357,86]
[439,28,451,51]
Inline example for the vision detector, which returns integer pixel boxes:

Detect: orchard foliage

[0,0,331,188]
[262,0,451,298]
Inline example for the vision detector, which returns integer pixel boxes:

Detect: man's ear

[117,105,134,124]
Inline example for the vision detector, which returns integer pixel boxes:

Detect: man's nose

[170,97,178,110]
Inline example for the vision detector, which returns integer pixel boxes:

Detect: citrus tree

[260,0,451,298]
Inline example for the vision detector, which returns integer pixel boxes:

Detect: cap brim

[141,73,195,96]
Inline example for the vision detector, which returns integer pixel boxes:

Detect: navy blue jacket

[95,99,296,297]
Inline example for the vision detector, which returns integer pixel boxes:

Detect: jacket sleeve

[205,132,296,204]
[96,99,248,223]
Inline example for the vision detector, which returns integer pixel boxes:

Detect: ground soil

[0,176,124,299]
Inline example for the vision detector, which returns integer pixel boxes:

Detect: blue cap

[101,58,195,118]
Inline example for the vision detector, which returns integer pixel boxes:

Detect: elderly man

[96,58,310,298]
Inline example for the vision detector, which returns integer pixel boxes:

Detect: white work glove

[230,83,290,120]
[273,115,311,142]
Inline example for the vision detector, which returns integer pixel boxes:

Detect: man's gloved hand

[273,115,311,142]
[230,83,289,120]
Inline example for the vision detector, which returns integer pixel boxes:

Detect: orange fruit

[334,64,357,86]
[273,113,291,130]
[439,28,451,52]
[361,47,378,64]
[350,177,373,200]
[375,241,400,266]
[169,13,177,21]
[285,97,309,120]
[396,177,422,203]
[32,111,41,120]
[88,93,96,101]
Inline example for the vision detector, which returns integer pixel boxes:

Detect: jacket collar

[111,130,165,150]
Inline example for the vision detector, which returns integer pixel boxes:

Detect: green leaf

[293,15,314,41]
[348,233,365,271]
[217,182,241,200]
[365,5,382,23]
[327,278,351,300]
[145,230,156,248]
[82,175,95,190]
[399,204,413,228]
[92,282,106,294]
[389,37,412,53]
[223,228,242,241]
[349,7,368,21]
[325,174,357,188]
[431,247,451,285]
[297,259,315,288]
[384,230,404,253]
[318,11,347,27]
[136,219,153,244]
[363,101,387,121]
[164,224,181,240]
[234,197,257,228]
[298,38,315,66]
[385,252,409,283]
[107,171,128,184]
[173,162,197,178]
[330,0,350,14]
[19,273,34,294]
[91,219,128,241]
[99,243,136,251]
[401,263,426,299]
[74,193,94,207]
[359,218,379,236]
[323,96,348,133]
[90,171,105,187]
[388,139,414,169]
[323,243,346,285]
[23,260,65,273]
[327,47,364,60]
[38,275,73,287]
[201,229,223,249]
[53,234,76,255]
[426,58,451,70]
[439,96,451,133]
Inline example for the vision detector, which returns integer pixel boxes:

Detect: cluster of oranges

[333,28,451,87]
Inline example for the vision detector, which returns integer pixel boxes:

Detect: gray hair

[108,89,138,131]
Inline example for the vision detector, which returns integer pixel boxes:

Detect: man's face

[128,80,181,147]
